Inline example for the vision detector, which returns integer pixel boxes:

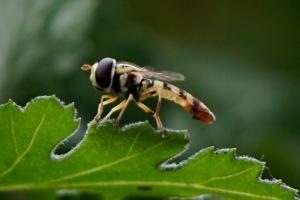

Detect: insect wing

[117,62,185,81]
[139,68,185,81]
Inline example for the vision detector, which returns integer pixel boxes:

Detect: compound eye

[95,57,115,89]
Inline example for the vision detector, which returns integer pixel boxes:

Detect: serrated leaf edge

[0,96,298,199]
[0,95,80,177]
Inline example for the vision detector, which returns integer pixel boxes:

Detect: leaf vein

[200,166,256,184]
[46,140,167,183]
[102,130,114,164]
[126,131,141,156]
[0,102,50,178]
[9,106,18,155]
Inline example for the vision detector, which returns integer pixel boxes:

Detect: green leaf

[0,96,298,199]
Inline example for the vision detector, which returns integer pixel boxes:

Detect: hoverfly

[81,57,215,137]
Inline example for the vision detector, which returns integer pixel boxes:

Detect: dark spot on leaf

[137,185,152,191]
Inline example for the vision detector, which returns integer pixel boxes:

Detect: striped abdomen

[140,80,216,124]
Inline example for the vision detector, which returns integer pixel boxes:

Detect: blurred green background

[0,0,299,195]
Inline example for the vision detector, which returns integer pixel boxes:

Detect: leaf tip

[161,146,215,170]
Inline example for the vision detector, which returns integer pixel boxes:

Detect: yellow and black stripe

[140,80,215,124]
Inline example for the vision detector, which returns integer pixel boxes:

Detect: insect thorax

[111,72,145,100]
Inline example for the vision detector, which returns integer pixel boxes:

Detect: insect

[81,57,215,137]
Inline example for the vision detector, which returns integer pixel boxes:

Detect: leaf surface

[0,96,298,199]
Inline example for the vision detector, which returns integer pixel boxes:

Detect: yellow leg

[136,102,154,114]
[138,91,166,137]
[154,96,167,137]
[115,94,134,127]
[102,100,127,121]
[95,95,117,121]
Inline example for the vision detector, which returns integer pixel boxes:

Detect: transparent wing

[117,62,185,81]
[139,67,185,81]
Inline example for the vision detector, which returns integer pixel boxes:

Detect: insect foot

[114,120,121,128]
[162,130,168,139]
[158,128,168,139]
[94,114,101,122]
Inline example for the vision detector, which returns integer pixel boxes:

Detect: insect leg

[95,95,118,121]
[136,102,154,114]
[115,94,134,127]
[154,95,167,137]
[139,90,166,137]
[102,100,127,121]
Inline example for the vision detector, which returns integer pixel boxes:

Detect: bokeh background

[0,0,299,196]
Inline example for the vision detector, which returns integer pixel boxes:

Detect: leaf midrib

[0,180,280,200]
